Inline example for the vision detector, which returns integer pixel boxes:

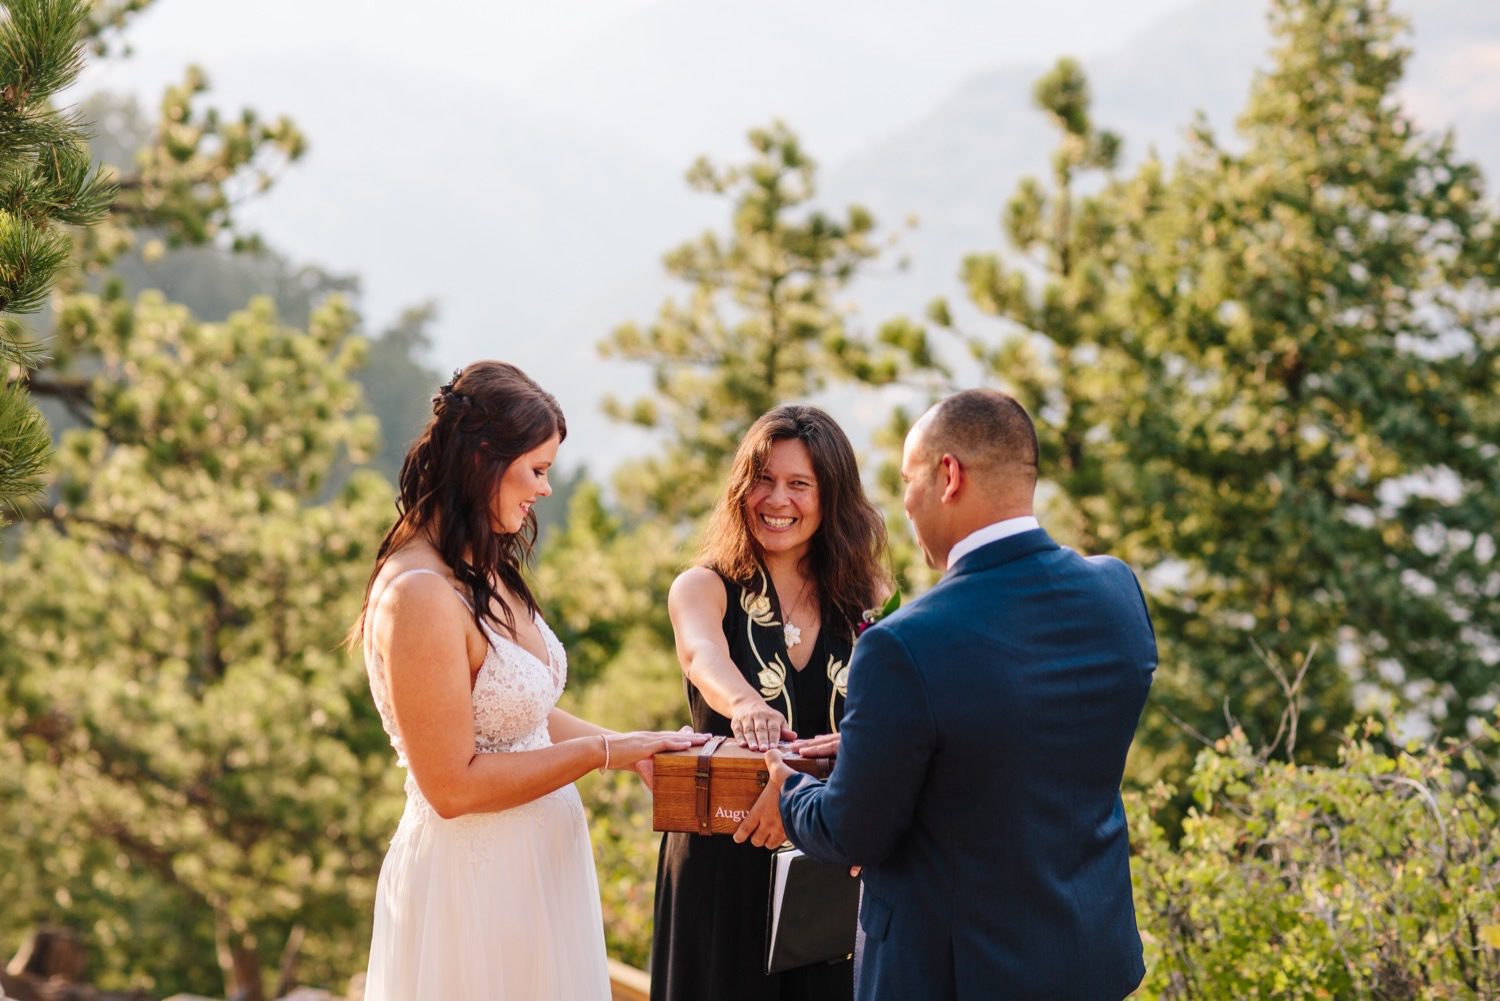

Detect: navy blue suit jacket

[780,529,1156,1001]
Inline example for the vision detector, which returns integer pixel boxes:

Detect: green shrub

[1130,721,1500,999]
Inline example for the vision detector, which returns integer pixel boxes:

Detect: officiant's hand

[733,760,789,848]
[786,733,840,759]
[728,697,796,752]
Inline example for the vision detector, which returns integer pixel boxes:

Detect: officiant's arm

[775,626,935,867]
[670,567,794,750]
[379,576,699,817]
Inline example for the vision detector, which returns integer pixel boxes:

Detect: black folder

[765,846,861,974]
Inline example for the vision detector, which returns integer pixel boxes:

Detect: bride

[350,360,703,1000]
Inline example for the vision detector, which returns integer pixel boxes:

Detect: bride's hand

[629,726,696,792]
[603,729,708,773]
[632,757,655,791]
[728,698,796,752]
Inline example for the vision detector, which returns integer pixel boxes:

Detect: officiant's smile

[745,439,822,556]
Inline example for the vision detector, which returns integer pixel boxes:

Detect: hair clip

[432,371,473,415]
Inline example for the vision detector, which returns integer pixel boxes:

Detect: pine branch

[0,206,71,312]
[0,138,115,225]
[0,378,50,515]
[26,505,218,563]
[0,315,41,367]
[20,372,92,427]
[0,0,92,105]
[0,99,75,163]
[21,371,85,400]
[81,0,155,55]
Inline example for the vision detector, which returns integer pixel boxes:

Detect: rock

[2,969,154,1000]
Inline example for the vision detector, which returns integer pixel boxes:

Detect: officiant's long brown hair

[348,360,566,646]
[699,405,891,632]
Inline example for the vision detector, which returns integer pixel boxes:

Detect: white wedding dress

[362,568,611,1000]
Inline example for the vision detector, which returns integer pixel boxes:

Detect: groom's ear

[938,454,964,504]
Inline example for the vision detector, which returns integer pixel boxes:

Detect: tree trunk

[273,924,305,998]
[214,911,265,1001]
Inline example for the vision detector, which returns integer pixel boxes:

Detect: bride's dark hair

[350,360,566,646]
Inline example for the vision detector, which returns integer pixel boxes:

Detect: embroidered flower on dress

[742,589,777,627]
[758,655,788,699]
[826,654,850,733]
[826,656,849,695]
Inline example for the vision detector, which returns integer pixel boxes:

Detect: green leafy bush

[1130,721,1500,999]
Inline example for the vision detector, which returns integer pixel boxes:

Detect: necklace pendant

[784,621,802,649]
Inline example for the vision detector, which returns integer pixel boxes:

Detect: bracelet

[598,734,611,774]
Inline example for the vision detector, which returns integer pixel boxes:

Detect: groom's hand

[767,750,860,877]
[763,747,797,787]
[733,750,794,848]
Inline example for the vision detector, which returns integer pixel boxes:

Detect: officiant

[649,405,892,1001]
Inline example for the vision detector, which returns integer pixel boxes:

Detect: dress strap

[389,568,446,581]
[386,567,470,606]
[369,569,474,645]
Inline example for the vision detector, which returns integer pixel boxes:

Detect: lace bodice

[364,567,568,770]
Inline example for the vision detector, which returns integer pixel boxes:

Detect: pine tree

[0,291,394,999]
[600,120,939,522]
[0,0,113,519]
[946,0,1500,770]
[353,301,443,480]
[0,5,405,997]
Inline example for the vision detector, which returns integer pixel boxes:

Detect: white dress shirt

[945,515,1041,570]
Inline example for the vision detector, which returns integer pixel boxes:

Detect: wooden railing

[608,958,651,1001]
[3,926,656,1001]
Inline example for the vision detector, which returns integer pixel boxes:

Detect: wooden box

[652,737,834,835]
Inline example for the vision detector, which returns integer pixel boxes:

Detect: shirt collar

[945,516,1041,571]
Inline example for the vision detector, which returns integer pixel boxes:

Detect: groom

[768,389,1156,1001]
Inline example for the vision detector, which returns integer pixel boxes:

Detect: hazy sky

[65,1,1500,474]
[84,1,1194,85]
[63,0,1252,469]
[84,0,662,92]
[80,0,1196,164]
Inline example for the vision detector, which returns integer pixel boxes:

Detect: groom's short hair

[923,389,1038,485]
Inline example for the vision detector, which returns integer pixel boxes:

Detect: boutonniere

[857,590,902,637]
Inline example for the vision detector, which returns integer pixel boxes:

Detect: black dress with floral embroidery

[650,568,854,1001]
